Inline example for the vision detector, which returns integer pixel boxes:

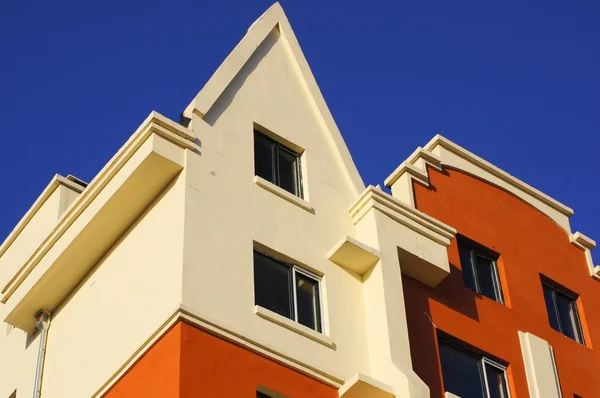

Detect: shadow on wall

[203,28,280,126]
[435,262,480,323]
[402,261,481,398]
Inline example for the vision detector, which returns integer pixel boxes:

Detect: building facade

[0,3,597,398]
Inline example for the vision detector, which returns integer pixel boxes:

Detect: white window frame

[291,265,323,332]
[254,250,323,333]
[481,357,510,398]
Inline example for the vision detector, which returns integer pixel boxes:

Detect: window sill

[254,305,334,348]
[254,176,312,212]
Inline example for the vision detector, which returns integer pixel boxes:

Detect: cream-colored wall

[0,173,186,397]
[0,322,38,398]
[519,332,563,398]
[357,208,431,398]
[0,5,580,398]
[181,27,371,382]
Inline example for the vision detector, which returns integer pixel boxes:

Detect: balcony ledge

[339,373,396,398]
[327,236,380,275]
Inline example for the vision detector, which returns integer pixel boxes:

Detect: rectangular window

[254,129,302,197]
[253,250,322,332]
[458,236,504,303]
[542,279,584,344]
[439,338,510,398]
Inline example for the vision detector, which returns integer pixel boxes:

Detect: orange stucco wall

[179,321,338,398]
[103,321,338,398]
[406,166,600,397]
[103,322,182,398]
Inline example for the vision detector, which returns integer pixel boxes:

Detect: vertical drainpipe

[33,310,51,398]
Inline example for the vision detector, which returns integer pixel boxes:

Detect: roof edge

[424,134,574,217]
[182,2,365,197]
[0,174,84,258]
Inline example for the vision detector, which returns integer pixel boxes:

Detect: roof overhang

[1,112,198,332]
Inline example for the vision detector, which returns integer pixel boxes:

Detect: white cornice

[0,175,84,259]
[424,134,573,217]
[570,232,599,281]
[349,186,456,247]
[385,135,575,234]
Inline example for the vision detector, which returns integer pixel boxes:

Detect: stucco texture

[404,166,600,398]
[104,321,339,398]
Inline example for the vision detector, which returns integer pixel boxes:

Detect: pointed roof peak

[183,3,365,196]
[184,2,292,119]
[248,2,285,31]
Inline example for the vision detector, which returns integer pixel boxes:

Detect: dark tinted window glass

[556,291,582,342]
[542,281,584,344]
[485,363,509,398]
[256,392,270,398]
[543,284,561,332]
[277,147,299,196]
[458,237,503,304]
[254,132,274,183]
[438,340,486,398]
[459,244,477,291]
[254,252,292,319]
[475,254,501,302]
[295,273,321,332]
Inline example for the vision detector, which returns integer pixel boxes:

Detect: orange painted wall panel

[103,321,338,398]
[103,322,182,398]
[179,322,338,398]
[407,166,600,398]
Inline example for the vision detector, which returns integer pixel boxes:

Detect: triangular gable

[183,2,365,197]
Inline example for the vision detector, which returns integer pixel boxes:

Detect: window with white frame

[438,337,510,398]
[253,250,322,332]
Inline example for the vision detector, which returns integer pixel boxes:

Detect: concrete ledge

[255,305,334,348]
[570,231,596,250]
[254,175,312,212]
[339,373,396,398]
[349,187,456,246]
[570,232,600,280]
[384,161,429,188]
[327,236,380,275]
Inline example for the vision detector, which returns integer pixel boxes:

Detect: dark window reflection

[254,251,292,319]
[296,273,320,332]
[439,339,509,398]
[542,280,584,343]
[253,250,321,332]
[253,129,302,198]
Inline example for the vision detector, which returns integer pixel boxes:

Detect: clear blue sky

[1,1,598,247]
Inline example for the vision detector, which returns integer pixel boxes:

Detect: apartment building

[0,3,596,398]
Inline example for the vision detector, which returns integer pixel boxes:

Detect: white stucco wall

[181,27,371,382]
[0,173,186,398]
